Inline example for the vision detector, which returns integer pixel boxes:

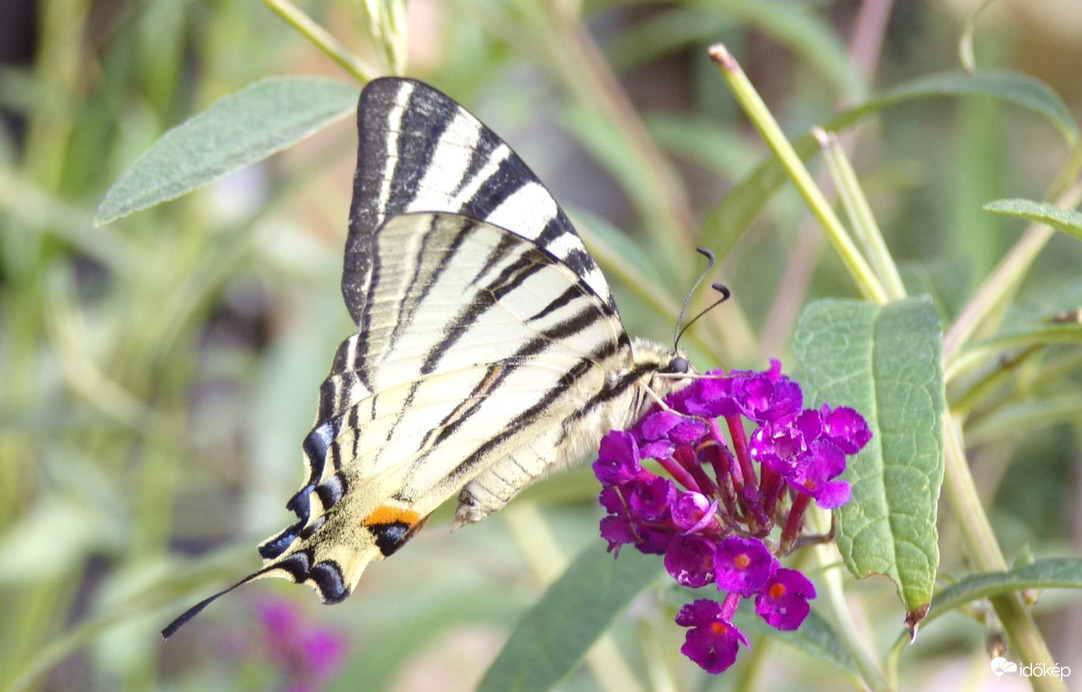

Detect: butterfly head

[631,337,696,401]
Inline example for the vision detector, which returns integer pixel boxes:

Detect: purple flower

[259,598,301,649]
[593,431,643,485]
[639,439,676,461]
[299,627,346,678]
[755,568,816,630]
[822,405,872,454]
[675,599,749,674]
[671,491,720,534]
[598,482,675,556]
[639,410,683,440]
[254,597,347,687]
[599,515,637,555]
[590,358,871,676]
[664,536,717,588]
[790,440,851,509]
[714,536,776,596]
[670,418,708,445]
[730,360,803,423]
[627,477,676,522]
[748,408,822,477]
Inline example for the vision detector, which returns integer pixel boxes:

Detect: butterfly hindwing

[343,78,618,325]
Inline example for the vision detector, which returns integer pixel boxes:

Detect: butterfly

[163,78,698,638]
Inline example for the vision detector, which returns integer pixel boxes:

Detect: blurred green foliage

[2,0,1081,690]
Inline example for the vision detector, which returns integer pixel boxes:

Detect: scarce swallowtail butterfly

[163,78,698,637]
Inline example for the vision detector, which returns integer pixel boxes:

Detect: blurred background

[1,0,1080,690]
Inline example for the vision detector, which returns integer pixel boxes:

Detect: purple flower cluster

[593,360,870,675]
[257,597,347,692]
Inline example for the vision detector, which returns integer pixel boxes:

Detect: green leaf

[700,70,1077,254]
[794,298,945,615]
[96,76,358,225]
[735,607,858,676]
[966,394,1082,446]
[983,198,1082,242]
[477,545,663,692]
[947,323,1082,381]
[926,558,1082,626]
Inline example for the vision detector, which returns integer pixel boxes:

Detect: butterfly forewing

[343,78,617,324]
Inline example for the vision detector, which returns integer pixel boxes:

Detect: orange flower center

[769,583,787,599]
[734,553,751,569]
[710,621,728,635]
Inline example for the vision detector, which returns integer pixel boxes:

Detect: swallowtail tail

[164,78,695,637]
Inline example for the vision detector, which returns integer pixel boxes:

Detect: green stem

[807,509,892,692]
[943,173,1082,363]
[949,345,1041,418]
[942,418,1063,692]
[709,44,889,305]
[815,127,907,300]
[945,324,1082,383]
[257,0,377,83]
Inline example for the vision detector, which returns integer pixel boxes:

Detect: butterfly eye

[668,356,689,374]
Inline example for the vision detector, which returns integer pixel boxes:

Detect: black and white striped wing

[343,77,618,328]
[161,81,652,638]
[256,212,632,600]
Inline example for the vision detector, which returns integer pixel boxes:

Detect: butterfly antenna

[675,282,731,351]
[674,248,728,350]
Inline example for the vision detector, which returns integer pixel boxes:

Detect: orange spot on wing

[363,505,421,527]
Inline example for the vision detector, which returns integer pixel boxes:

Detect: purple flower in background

[676,599,749,674]
[255,597,347,690]
[591,359,872,676]
[755,568,817,631]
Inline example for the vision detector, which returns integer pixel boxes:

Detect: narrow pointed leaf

[97,76,358,225]
[926,558,1082,626]
[477,545,663,692]
[983,198,1082,243]
[701,70,1076,253]
[794,298,945,616]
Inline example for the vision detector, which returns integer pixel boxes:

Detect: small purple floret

[671,491,719,534]
[755,568,817,630]
[593,431,643,485]
[664,536,717,588]
[714,536,776,596]
[675,599,749,674]
[823,405,872,454]
[790,440,851,509]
